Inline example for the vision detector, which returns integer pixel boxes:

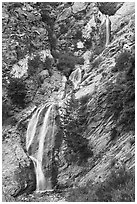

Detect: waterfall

[105,15,111,46]
[93,8,111,47]
[69,67,82,89]
[26,104,59,192]
[26,105,45,152]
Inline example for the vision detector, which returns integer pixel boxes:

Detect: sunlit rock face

[11,56,29,78]
[77,41,84,49]
[39,49,54,64]
[110,2,135,34]
[10,49,54,79]
[72,2,88,14]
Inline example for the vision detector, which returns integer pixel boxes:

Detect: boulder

[77,41,84,49]
[39,70,49,81]
[11,56,29,78]
[72,2,88,14]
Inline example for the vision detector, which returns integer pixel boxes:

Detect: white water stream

[26,104,55,192]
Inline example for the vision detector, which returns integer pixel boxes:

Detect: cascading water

[26,105,45,151]
[69,67,82,89]
[25,54,85,193]
[105,15,111,46]
[26,103,60,192]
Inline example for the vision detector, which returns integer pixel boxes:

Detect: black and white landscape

[2,2,135,202]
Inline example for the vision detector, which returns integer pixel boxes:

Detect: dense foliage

[57,53,84,78]
[28,54,52,77]
[7,78,27,108]
[61,95,93,164]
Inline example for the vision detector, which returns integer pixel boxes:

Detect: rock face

[110,2,135,34]
[2,127,36,201]
[56,1,135,190]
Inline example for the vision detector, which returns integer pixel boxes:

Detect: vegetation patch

[7,78,27,108]
[61,95,93,165]
[97,51,135,135]
[57,53,84,78]
[66,167,135,202]
[97,2,123,16]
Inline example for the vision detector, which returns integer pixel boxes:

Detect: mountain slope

[2,2,135,202]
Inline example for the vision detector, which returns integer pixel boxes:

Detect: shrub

[28,55,41,77]
[2,98,14,125]
[57,53,84,78]
[113,51,133,72]
[84,38,93,49]
[72,30,83,40]
[7,78,27,108]
[28,54,53,77]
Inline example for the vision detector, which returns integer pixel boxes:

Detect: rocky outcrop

[2,127,36,201]
[110,2,135,35]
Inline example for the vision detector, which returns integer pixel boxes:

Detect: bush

[112,51,133,72]
[67,167,135,202]
[7,78,27,108]
[59,23,68,34]
[2,99,14,125]
[28,54,53,77]
[72,30,83,40]
[84,38,93,49]
[57,53,84,78]
[28,55,41,77]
